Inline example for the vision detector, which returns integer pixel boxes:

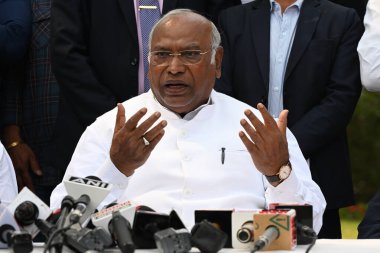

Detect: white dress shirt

[0,141,18,205]
[358,0,380,91]
[50,90,326,232]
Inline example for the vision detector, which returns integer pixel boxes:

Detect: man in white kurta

[0,141,18,204]
[358,0,380,91]
[50,9,326,232]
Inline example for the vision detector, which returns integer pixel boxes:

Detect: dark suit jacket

[330,0,368,20]
[216,0,363,209]
[0,0,31,65]
[49,0,240,177]
[358,190,380,239]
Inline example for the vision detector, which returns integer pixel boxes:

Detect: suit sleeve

[358,190,380,239]
[0,0,31,64]
[51,0,117,126]
[290,9,363,158]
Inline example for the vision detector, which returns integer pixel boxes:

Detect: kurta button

[131,58,137,66]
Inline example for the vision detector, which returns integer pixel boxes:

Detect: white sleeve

[358,0,380,91]
[50,116,129,210]
[0,141,18,205]
[264,129,326,233]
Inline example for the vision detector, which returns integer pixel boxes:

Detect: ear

[214,46,223,79]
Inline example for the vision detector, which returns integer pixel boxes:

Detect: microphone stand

[47,196,74,253]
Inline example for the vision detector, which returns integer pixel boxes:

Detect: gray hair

[148,9,221,64]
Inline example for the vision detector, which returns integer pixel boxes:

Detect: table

[0,239,379,252]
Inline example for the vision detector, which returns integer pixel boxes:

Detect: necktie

[139,0,161,92]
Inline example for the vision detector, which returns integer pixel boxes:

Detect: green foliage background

[348,90,380,202]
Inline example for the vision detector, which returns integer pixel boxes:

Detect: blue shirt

[268,0,303,117]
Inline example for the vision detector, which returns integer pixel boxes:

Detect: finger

[15,172,23,191]
[20,170,35,192]
[256,103,277,129]
[134,111,162,137]
[277,109,288,137]
[144,130,165,152]
[239,131,257,154]
[124,107,148,131]
[142,120,167,142]
[114,103,126,133]
[244,109,265,136]
[240,118,262,146]
[29,155,43,176]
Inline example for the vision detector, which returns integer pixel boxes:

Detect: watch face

[279,165,291,180]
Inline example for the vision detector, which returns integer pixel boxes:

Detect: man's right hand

[110,103,167,176]
[3,125,42,192]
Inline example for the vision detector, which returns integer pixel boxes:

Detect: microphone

[0,203,20,249]
[231,210,261,249]
[91,200,138,233]
[70,194,90,224]
[191,220,228,253]
[252,226,279,252]
[270,203,314,244]
[108,210,135,253]
[252,209,296,251]
[5,187,52,237]
[154,228,192,253]
[47,195,75,253]
[14,201,39,226]
[63,175,113,224]
[0,225,33,253]
[0,224,15,246]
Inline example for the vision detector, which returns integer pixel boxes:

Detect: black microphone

[0,224,15,245]
[14,201,39,226]
[35,219,56,239]
[108,210,135,253]
[63,175,112,224]
[70,194,90,224]
[252,226,279,252]
[56,195,75,229]
[0,225,33,253]
[47,196,75,253]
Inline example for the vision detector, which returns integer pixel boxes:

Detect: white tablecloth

[0,239,379,252]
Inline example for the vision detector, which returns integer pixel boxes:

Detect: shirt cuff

[97,156,129,190]
[264,171,305,207]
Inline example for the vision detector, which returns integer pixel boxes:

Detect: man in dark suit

[330,0,368,20]
[49,0,240,183]
[216,0,362,238]
[0,0,31,65]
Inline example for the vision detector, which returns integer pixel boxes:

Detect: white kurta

[358,0,380,91]
[50,90,326,232]
[0,141,18,205]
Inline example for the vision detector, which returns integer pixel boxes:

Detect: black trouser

[318,208,342,239]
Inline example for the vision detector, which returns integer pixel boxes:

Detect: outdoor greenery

[340,204,367,239]
[348,90,380,202]
[339,90,380,239]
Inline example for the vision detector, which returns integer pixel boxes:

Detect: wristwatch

[265,162,292,183]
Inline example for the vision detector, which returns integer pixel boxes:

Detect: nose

[166,55,186,75]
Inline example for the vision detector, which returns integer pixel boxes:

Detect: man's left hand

[239,103,289,179]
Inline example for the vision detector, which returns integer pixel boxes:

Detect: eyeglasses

[149,50,211,66]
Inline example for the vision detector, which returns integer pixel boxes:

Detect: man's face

[148,14,223,114]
